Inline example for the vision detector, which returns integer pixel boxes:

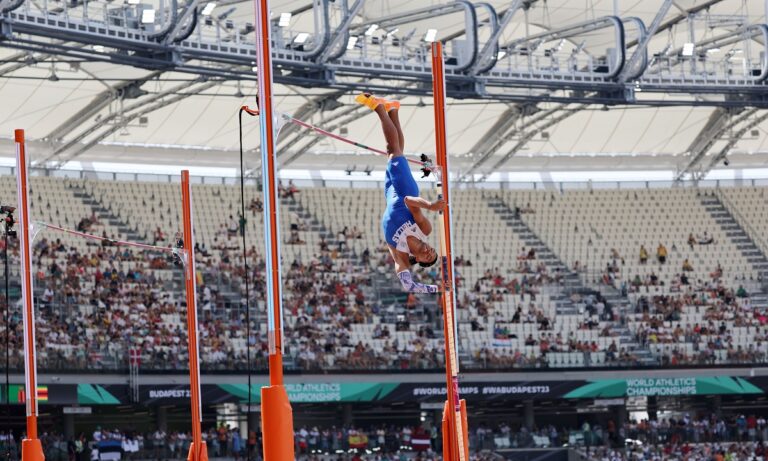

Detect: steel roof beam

[675,107,755,180]
[470,0,522,75]
[40,77,216,165]
[44,71,163,143]
[317,0,365,63]
[161,0,200,45]
[479,105,586,179]
[702,110,768,175]
[461,103,561,179]
[53,80,220,166]
[618,0,673,83]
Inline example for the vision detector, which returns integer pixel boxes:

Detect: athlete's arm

[404,196,445,212]
[405,197,445,236]
[388,246,438,293]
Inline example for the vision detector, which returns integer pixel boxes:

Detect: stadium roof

[0,0,767,179]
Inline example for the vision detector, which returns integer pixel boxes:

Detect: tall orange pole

[431,43,470,461]
[180,171,208,461]
[15,129,45,461]
[253,0,295,458]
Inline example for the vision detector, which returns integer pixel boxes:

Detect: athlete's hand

[428,199,446,212]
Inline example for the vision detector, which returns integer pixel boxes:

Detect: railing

[715,187,768,258]
[5,165,768,192]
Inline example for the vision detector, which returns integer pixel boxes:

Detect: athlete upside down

[355,93,445,293]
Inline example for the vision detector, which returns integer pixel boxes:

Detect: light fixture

[364,24,378,36]
[127,0,139,4]
[386,28,398,37]
[497,50,507,60]
[706,47,720,54]
[423,29,437,43]
[681,42,694,57]
[346,36,358,50]
[294,32,309,44]
[201,2,216,15]
[141,9,155,23]
[93,44,105,52]
[278,12,291,27]
[251,66,258,72]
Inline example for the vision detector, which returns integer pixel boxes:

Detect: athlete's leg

[388,106,405,153]
[373,104,403,159]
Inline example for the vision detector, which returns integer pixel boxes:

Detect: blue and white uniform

[381,156,437,294]
[381,157,427,253]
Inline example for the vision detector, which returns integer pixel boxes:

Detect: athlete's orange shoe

[355,93,385,110]
[384,99,401,112]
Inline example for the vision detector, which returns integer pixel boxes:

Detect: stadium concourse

[4,0,768,460]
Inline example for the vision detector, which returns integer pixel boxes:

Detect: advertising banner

[564,376,763,399]
[2,375,766,406]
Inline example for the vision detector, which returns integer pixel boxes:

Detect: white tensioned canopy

[0,0,767,178]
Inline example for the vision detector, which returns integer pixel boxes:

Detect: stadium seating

[3,174,768,371]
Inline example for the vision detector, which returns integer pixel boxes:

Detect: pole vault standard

[180,171,208,461]
[253,0,295,458]
[15,129,44,461]
[431,43,470,461]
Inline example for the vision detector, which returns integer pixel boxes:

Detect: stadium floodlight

[365,24,379,36]
[347,36,358,50]
[386,28,398,37]
[294,32,310,44]
[424,29,437,42]
[201,2,216,16]
[682,43,694,57]
[141,9,155,23]
[278,12,291,27]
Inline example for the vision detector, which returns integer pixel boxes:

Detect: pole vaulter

[15,129,45,461]
[180,171,208,461]
[431,43,470,461]
[253,0,295,458]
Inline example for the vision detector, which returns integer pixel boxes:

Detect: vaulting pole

[180,171,208,461]
[15,129,44,461]
[253,0,295,459]
[431,43,469,461]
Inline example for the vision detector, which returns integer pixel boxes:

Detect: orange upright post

[180,171,208,461]
[15,129,45,461]
[253,0,295,459]
[431,43,470,461]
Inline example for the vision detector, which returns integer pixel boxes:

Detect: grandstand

[3,0,768,460]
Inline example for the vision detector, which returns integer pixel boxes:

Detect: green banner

[565,377,763,399]
[78,384,121,404]
[219,383,400,403]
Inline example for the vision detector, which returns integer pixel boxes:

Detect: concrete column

[342,404,353,427]
[64,413,75,440]
[524,400,535,430]
[157,406,168,432]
